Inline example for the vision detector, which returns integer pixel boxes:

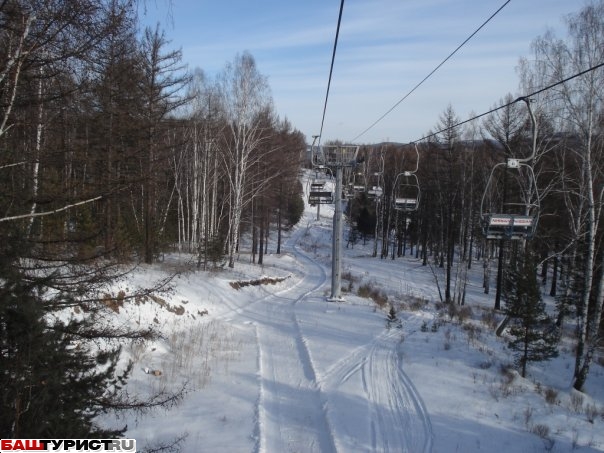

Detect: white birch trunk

[26,76,44,238]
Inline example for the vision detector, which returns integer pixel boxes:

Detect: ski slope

[210,223,433,453]
[109,174,604,452]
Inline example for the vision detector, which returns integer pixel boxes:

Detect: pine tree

[0,242,128,438]
[503,251,559,377]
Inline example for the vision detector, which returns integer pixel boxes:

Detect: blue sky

[139,0,580,144]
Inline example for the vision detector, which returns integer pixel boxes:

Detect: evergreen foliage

[503,251,559,377]
[386,305,402,329]
[0,243,128,437]
[346,192,377,244]
[285,192,305,229]
[554,256,583,327]
[198,233,226,269]
[387,305,397,322]
[356,206,376,239]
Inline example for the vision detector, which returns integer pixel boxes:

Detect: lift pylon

[322,145,360,301]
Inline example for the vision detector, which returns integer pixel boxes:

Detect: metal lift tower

[321,145,359,301]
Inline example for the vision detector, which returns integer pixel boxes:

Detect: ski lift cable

[318,0,345,147]
[350,0,512,143]
[409,61,604,145]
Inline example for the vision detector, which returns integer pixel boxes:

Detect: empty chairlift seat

[482,214,535,240]
[394,197,418,211]
[308,191,333,205]
[392,145,421,212]
[367,186,383,198]
[308,180,333,205]
[393,174,420,212]
[310,180,326,191]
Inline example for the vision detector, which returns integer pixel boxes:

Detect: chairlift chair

[322,145,360,168]
[307,166,334,206]
[392,143,421,212]
[310,142,326,167]
[367,172,384,199]
[482,214,535,240]
[480,158,539,240]
[480,96,540,241]
[310,169,327,190]
[393,171,420,212]
[310,180,325,190]
[308,181,334,205]
[352,171,366,194]
[342,183,354,200]
[368,186,384,198]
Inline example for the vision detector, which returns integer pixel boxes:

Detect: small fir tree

[386,305,402,329]
[503,251,559,377]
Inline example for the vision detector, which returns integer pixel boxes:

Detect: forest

[0,0,603,440]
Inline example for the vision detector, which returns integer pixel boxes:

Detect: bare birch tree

[180,68,228,267]
[217,52,273,268]
[528,1,604,391]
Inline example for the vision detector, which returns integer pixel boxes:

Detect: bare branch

[0,196,102,223]
[0,161,27,169]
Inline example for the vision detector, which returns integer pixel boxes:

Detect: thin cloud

[140,0,579,143]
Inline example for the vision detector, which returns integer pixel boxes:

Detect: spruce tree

[386,305,402,329]
[503,251,559,377]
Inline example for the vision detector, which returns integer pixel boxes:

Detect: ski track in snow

[226,226,432,452]
[364,333,433,453]
[316,326,433,453]
[232,228,336,453]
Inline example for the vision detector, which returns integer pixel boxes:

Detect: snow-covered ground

[99,174,604,452]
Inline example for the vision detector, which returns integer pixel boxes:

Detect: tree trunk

[521,325,529,378]
[258,206,265,265]
[549,253,558,297]
[277,185,282,254]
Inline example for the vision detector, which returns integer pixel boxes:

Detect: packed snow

[98,173,604,453]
